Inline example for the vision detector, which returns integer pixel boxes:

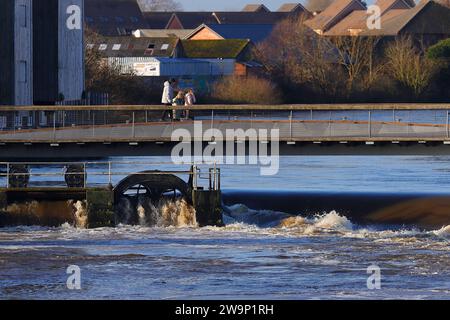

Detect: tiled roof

[323,0,426,36]
[142,12,176,29]
[85,0,147,36]
[242,4,270,12]
[214,12,293,24]
[304,0,335,13]
[278,3,308,12]
[374,0,413,15]
[305,0,366,31]
[165,12,219,29]
[188,24,275,43]
[323,10,369,35]
[362,0,450,36]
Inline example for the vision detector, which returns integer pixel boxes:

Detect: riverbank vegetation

[84,17,450,105]
[254,16,450,103]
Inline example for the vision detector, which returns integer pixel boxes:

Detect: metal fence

[1,106,450,141]
[0,161,220,191]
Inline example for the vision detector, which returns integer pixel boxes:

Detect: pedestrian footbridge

[1,104,450,158]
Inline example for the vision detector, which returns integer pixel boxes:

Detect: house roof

[324,0,419,35]
[87,36,179,58]
[187,24,275,43]
[242,4,271,12]
[362,0,450,36]
[375,0,413,15]
[133,29,194,38]
[165,12,219,29]
[142,12,175,29]
[305,0,366,31]
[323,10,369,35]
[277,3,308,12]
[214,11,293,24]
[85,0,147,36]
[143,11,299,30]
[304,0,335,13]
[181,39,251,59]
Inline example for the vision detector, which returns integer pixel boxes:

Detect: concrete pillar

[192,190,223,227]
[0,191,7,227]
[86,188,114,228]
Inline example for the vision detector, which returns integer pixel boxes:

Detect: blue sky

[182,0,301,11]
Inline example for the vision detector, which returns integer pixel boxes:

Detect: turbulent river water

[0,156,450,299]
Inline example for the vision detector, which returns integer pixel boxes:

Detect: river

[0,156,449,299]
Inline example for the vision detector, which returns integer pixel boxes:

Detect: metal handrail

[0,161,220,191]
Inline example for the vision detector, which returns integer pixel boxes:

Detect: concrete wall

[192,190,223,227]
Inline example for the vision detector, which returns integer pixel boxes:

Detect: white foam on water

[116,196,198,228]
[72,201,87,229]
[432,225,450,238]
[137,203,147,226]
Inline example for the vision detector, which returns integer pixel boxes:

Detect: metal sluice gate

[0,161,223,228]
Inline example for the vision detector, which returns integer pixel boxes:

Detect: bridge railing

[1,104,450,141]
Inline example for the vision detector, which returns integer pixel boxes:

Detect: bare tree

[138,0,182,12]
[331,36,382,95]
[85,28,155,104]
[255,15,343,98]
[385,36,438,98]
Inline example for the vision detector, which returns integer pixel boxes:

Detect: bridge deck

[2,104,450,158]
[0,119,449,142]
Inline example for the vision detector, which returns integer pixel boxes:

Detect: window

[144,49,154,56]
[148,44,155,49]
[100,16,109,23]
[112,44,121,51]
[130,16,139,23]
[18,61,27,83]
[86,17,94,23]
[161,44,169,51]
[18,5,27,28]
[99,44,107,51]
[86,44,95,50]
[115,16,124,23]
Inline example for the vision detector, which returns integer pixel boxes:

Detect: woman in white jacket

[161,79,177,120]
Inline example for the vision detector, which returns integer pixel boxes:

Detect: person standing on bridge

[161,78,178,121]
[172,91,185,121]
[184,89,196,120]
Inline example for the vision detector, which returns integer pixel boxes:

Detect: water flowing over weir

[0,162,223,228]
[1,161,450,230]
[116,196,197,227]
[222,190,450,230]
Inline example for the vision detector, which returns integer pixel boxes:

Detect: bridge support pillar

[86,188,115,228]
[192,190,223,227]
[0,191,7,226]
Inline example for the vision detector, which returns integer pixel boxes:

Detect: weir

[0,162,223,228]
